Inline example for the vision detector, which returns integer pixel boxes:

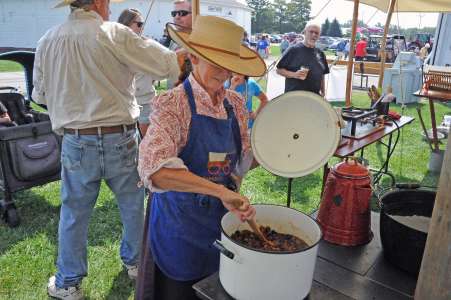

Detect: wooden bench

[327,60,393,88]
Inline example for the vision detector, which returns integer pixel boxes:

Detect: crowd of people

[27,0,437,299]
[32,0,268,299]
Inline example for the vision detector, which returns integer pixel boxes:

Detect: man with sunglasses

[167,0,193,88]
[171,0,192,31]
[33,0,179,299]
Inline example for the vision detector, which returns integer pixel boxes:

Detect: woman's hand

[218,186,256,222]
[230,75,243,89]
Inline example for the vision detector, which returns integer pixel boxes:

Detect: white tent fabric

[347,0,451,13]
[325,65,351,102]
[266,63,285,100]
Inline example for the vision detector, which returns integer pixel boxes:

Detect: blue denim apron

[149,79,242,281]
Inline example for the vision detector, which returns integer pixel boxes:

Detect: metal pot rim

[220,203,323,255]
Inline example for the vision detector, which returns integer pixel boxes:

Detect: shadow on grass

[0,184,136,258]
[270,172,323,207]
[420,170,440,188]
[0,188,60,256]
[104,269,135,300]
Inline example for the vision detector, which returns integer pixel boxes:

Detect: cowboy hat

[167,15,267,77]
[54,0,124,9]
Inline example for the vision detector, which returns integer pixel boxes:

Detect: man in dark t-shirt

[276,23,329,95]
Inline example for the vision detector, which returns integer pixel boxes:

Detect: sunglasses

[133,21,144,28]
[171,10,191,17]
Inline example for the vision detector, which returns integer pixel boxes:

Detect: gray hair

[70,0,94,11]
[304,21,321,33]
[174,0,191,4]
[118,8,142,27]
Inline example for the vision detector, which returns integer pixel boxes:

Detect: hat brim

[167,23,267,77]
[54,0,123,8]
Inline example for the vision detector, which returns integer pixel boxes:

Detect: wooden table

[318,116,414,198]
[284,116,414,207]
[193,212,417,300]
[413,89,451,152]
[334,116,414,159]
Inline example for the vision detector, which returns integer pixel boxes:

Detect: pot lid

[251,91,341,178]
[333,159,369,177]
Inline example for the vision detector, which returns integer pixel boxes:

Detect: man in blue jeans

[32,0,179,299]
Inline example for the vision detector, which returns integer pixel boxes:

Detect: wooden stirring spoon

[247,217,275,247]
[231,199,275,247]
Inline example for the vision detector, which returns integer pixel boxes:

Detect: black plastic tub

[379,187,435,276]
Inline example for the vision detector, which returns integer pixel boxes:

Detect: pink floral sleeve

[138,76,250,189]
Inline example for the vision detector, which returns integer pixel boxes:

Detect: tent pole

[192,0,200,23]
[345,0,360,107]
[378,0,397,89]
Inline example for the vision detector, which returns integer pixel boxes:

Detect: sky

[309,0,439,29]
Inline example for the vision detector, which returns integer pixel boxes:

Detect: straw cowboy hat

[54,0,124,8]
[167,15,267,77]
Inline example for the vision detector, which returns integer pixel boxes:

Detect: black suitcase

[0,51,61,227]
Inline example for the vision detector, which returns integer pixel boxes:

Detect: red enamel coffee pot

[317,157,373,246]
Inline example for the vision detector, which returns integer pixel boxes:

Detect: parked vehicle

[365,34,406,62]
[329,38,345,50]
[408,33,433,50]
[270,34,282,43]
[316,36,335,51]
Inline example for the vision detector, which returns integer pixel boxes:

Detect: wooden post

[192,0,200,24]
[377,0,397,89]
[345,0,360,107]
[415,132,451,300]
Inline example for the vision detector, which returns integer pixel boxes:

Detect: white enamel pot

[214,204,322,300]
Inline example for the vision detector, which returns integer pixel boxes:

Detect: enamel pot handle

[213,240,235,260]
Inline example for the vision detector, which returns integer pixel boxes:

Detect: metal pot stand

[250,90,341,207]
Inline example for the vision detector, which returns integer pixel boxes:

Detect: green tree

[246,0,272,33]
[321,18,330,36]
[272,0,288,33]
[343,19,367,28]
[329,18,342,37]
[286,0,311,33]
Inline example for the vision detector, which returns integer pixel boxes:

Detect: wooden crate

[424,70,451,92]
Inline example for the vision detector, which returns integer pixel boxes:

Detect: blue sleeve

[249,80,262,97]
[224,80,231,89]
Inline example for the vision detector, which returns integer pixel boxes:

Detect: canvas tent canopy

[355,0,451,13]
[343,0,451,104]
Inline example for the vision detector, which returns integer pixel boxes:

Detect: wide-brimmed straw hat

[54,0,124,8]
[167,15,267,77]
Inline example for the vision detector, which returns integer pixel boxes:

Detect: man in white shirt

[32,0,179,299]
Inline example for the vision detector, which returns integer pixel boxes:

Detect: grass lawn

[1,54,450,299]
[0,61,22,72]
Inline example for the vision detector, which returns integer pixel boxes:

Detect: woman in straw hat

[136,15,266,299]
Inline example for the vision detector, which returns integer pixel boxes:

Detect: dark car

[408,33,433,50]
[365,35,406,62]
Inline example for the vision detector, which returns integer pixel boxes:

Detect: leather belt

[64,124,136,135]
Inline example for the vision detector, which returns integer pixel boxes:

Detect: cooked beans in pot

[231,226,309,252]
